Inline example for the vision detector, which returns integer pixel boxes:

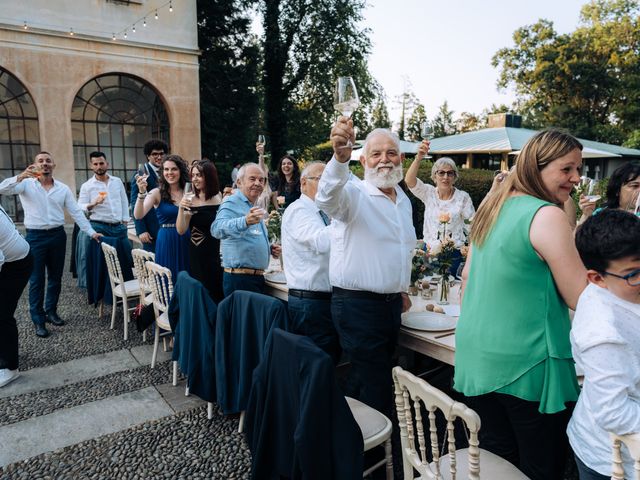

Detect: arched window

[71,74,169,192]
[0,68,40,221]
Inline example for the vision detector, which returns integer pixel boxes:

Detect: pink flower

[438,212,451,223]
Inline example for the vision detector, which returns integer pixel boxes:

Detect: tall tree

[432,101,456,138]
[370,96,392,130]
[394,79,419,140]
[197,0,260,181]
[492,0,640,143]
[406,104,427,141]
[260,0,376,168]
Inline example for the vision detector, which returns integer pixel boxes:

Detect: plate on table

[264,271,286,284]
[401,311,456,332]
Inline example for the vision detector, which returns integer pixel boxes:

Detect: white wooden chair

[145,261,178,384]
[131,249,155,341]
[611,432,640,480]
[346,396,393,479]
[392,366,529,479]
[101,242,142,341]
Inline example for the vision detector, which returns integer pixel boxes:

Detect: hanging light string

[5,0,175,41]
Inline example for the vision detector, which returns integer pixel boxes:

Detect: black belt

[332,287,400,302]
[26,226,64,233]
[288,289,332,300]
[91,220,122,227]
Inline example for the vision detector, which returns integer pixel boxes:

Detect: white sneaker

[0,368,20,387]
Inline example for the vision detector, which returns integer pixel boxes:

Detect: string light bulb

[69,28,74,36]
[143,18,147,27]
[132,24,136,33]
[112,33,116,41]
[154,10,159,20]
[169,1,173,12]
[23,21,28,30]
[124,30,127,39]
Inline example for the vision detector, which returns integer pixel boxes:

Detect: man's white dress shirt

[567,283,640,478]
[281,194,332,292]
[0,205,30,272]
[315,158,416,294]
[0,176,96,236]
[78,175,129,224]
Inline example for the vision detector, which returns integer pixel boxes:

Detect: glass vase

[437,275,450,305]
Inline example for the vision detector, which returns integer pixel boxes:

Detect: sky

[362,0,589,122]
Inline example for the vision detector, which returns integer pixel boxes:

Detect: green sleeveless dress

[453,195,580,414]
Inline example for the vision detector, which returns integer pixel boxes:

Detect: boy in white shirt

[568,209,640,479]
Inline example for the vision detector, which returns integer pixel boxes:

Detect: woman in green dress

[454,129,588,480]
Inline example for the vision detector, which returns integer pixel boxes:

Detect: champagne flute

[584,178,601,202]
[421,119,433,160]
[333,76,359,148]
[257,135,266,147]
[137,163,148,178]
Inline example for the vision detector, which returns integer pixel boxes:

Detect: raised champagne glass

[333,77,359,148]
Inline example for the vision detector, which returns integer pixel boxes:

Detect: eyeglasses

[602,268,640,286]
[149,152,165,157]
[436,170,456,178]
[306,176,322,181]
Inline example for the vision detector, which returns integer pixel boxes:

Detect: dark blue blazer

[245,329,364,480]
[130,164,159,242]
[168,271,217,403]
[215,291,288,415]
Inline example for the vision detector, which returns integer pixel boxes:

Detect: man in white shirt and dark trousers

[0,152,100,338]
[316,122,416,421]
[0,205,33,387]
[76,152,130,287]
[281,162,340,364]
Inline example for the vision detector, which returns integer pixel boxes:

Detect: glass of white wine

[421,119,434,160]
[257,135,266,147]
[333,76,359,148]
[584,178,601,202]
[137,163,148,178]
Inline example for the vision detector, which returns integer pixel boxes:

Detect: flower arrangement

[266,209,282,242]
[411,240,432,283]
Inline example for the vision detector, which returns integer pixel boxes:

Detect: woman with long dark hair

[579,162,640,221]
[134,154,190,280]
[270,155,301,209]
[176,160,224,302]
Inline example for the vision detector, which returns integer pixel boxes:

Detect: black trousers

[465,391,574,480]
[288,295,341,365]
[331,290,402,420]
[0,253,34,370]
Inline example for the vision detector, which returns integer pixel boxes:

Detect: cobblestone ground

[0,229,251,479]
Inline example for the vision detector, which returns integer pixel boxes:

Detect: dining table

[263,261,461,367]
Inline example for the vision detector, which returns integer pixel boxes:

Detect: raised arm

[530,205,588,309]
[405,140,430,188]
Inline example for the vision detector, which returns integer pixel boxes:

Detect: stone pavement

[0,230,251,479]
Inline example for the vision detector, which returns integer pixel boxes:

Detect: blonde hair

[470,129,583,246]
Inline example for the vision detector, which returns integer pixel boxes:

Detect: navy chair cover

[168,271,217,403]
[245,328,364,480]
[215,290,288,415]
[87,236,133,306]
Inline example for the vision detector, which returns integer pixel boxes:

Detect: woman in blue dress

[133,154,190,281]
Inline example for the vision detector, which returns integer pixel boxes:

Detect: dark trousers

[465,391,574,480]
[0,253,33,370]
[288,295,341,365]
[26,227,66,324]
[331,290,402,420]
[222,272,265,298]
[575,455,609,480]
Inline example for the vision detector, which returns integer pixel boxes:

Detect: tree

[492,0,640,143]
[456,112,482,133]
[432,101,456,138]
[394,79,419,140]
[260,0,377,168]
[197,0,260,182]
[406,104,427,141]
[370,96,392,130]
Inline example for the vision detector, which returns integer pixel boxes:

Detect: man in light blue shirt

[212,163,280,297]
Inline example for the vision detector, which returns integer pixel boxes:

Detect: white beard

[364,163,403,189]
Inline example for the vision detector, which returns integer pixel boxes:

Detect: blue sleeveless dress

[155,200,190,281]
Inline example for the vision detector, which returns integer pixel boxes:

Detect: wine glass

[137,163,148,178]
[333,77,359,148]
[583,178,601,202]
[250,208,266,235]
[257,135,266,147]
[183,182,194,201]
[421,119,433,160]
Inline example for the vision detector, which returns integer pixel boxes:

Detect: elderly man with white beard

[315,119,416,420]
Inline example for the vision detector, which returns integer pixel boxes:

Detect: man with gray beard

[315,121,416,421]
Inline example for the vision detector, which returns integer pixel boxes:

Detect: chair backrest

[131,249,155,298]
[392,366,481,480]
[101,242,124,289]
[611,432,640,480]
[146,261,173,315]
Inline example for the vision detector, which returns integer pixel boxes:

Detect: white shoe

[0,368,20,387]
